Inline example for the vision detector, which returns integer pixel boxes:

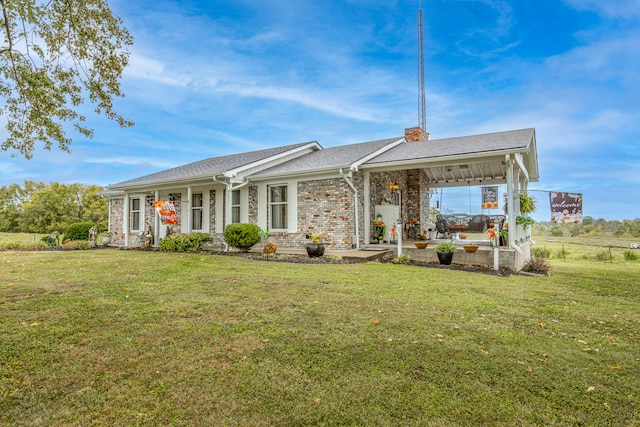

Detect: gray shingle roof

[109,142,316,188]
[251,137,402,177]
[365,128,535,165]
[108,128,537,190]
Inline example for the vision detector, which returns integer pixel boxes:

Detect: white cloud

[564,0,640,19]
[84,156,175,169]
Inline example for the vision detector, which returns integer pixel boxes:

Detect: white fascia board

[350,138,406,171]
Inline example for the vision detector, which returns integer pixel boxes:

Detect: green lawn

[1,249,639,426]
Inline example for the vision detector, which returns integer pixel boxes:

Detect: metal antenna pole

[418,6,426,130]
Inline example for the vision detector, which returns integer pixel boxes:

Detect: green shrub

[64,222,98,241]
[223,223,261,252]
[531,246,551,259]
[623,250,638,261]
[550,227,564,237]
[555,249,570,259]
[160,233,212,253]
[392,254,410,264]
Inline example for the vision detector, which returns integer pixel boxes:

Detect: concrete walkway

[248,245,393,261]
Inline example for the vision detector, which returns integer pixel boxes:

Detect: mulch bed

[217,251,512,276]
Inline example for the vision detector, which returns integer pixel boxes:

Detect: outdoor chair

[435,214,450,239]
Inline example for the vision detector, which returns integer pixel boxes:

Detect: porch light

[389,182,399,192]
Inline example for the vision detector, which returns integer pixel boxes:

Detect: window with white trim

[269,185,287,230]
[192,193,203,230]
[130,197,141,231]
[232,190,240,223]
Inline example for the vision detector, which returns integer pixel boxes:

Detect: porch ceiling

[422,159,507,187]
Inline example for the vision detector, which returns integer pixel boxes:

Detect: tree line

[0,181,108,233]
[536,217,640,238]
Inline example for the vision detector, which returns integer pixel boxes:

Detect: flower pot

[436,251,454,265]
[414,242,429,249]
[306,243,325,257]
[463,245,478,253]
[101,235,111,245]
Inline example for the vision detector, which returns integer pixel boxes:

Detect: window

[269,185,287,230]
[192,193,203,230]
[232,190,240,223]
[130,198,141,231]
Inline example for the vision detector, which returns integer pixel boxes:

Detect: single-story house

[103,126,539,270]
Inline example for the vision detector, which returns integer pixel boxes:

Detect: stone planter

[306,243,325,257]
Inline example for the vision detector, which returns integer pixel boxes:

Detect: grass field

[1,245,639,426]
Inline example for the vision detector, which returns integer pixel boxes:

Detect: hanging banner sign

[549,192,583,224]
[481,186,499,209]
[153,201,179,225]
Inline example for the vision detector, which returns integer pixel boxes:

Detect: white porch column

[123,194,130,246]
[154,190,160,247]
[506,155,516,248]
[225,185,233,230]
[363,171,371,244]
[186,186,193,232]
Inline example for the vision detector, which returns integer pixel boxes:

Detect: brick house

[104,126,539,267]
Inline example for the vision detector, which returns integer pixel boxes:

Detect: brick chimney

[404,126,430,142]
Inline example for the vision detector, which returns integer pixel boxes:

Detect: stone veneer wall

[369,169,429,240]
[109,198,125,245]
[370,170,408,237]
[208,189,216,234]
[248,186,258,224]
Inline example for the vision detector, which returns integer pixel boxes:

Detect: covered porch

[359,128,539,272]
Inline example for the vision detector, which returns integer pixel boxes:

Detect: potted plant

[372,216,385,243]
[306,232,325,257]
[434,240,457,265]
[519,193,537,215]
[499,228,508,246]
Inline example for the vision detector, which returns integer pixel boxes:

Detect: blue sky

[1,0,639,221]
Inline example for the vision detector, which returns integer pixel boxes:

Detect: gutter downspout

[340,168,360,249]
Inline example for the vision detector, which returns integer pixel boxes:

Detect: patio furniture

[435,214,451,239]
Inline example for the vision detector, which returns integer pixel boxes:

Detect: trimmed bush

[64,222,98,241]
[223,223,261,252]
[160,233,212,253]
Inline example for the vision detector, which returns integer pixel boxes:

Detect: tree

[0,181,108,232]
[0,0,133,159]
